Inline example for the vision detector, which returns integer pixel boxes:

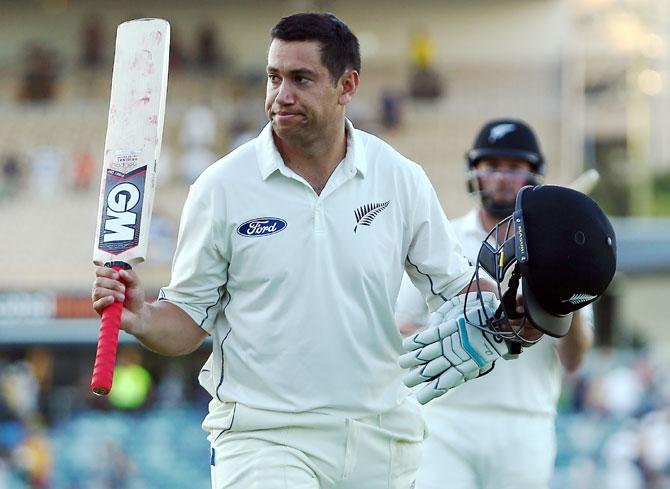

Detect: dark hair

[270,12,361,82]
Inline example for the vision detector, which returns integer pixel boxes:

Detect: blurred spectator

[0,153,23,201]
[602,460,645,489]
[408,30,445,100]
[0,362,39,422]
[179,104,218,184]
[409,66,444,100]
[0,357,53,489]
[596,365,645,417]
[29,146,64,199]
[345,97,375,133]
[25,349,54,425]
[0,459,10,487]
[638,411,670,486]
[18,44,59,103]
[168,28,187,73]
[0,417,25,456]
[80,16,105,69]
[196,23,226,72]
[148,211,177,265]
[72,149,94,192]
[602,428,640,468]
[554,348,670,488]
[379,89,403,130]
[410,29,434,68]
[100,440,136,489]
[179,103,217,148]
[13,424,52,489]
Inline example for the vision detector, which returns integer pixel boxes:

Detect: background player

[396,118,594,489]
[92,13,509,489]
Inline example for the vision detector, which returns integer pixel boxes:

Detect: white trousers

[208,398,426,489]
[415,406,556,489]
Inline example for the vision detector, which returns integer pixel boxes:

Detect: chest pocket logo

[237,217,287,237]
[354,200,390,233]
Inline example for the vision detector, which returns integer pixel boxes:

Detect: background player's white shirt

[159,120,473,423]
[396,206,593,415]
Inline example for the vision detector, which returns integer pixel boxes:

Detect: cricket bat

[91,18,170,395]
[568,169,600,195]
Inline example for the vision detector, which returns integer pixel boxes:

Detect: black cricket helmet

[466,119,545,195]
[463,185,617,341]
[467,118,545,174]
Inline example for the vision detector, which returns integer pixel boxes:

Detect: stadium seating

[50,407,210,488]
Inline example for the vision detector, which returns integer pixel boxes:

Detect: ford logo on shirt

[236,217,287,237]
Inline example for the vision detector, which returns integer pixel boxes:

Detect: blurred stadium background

[0,0,669,488]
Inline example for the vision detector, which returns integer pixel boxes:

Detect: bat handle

[91,261,132,396]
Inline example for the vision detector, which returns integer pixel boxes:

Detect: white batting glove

[398,292,511,404]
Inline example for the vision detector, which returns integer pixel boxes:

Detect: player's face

[474,157,535,207]
[265,40,352,144]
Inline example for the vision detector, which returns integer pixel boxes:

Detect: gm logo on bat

[98,166,146,254]
[237,218,287,237]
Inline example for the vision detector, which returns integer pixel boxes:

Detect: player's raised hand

[398,292,511,404]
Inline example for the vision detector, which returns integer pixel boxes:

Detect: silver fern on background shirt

[354,200,390,233]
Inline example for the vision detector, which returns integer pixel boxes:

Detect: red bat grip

[91,263,130,395]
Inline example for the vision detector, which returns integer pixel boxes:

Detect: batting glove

[398,292,512,404]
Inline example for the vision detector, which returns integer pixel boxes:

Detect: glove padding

[399,292,511,404]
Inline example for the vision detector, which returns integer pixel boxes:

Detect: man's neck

[274,120,347,195]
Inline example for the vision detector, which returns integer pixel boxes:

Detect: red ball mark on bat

[148,115,158,125]
[139,95,151,104]
[131,50,152,69]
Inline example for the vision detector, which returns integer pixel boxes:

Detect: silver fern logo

[354,200,390,233]
[489,123,516,142]
[563,293,597,305]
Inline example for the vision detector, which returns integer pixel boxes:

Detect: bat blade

[93,18,170,266]
[567,169,600,195]
[91,18,170,396]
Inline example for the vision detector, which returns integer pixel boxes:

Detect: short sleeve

[158,184,229,333]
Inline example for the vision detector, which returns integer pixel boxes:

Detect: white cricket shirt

[396,207,593,415]
[159,120,473,421]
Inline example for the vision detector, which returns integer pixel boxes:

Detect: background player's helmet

[466,119,546,216]
[464,185,617,340]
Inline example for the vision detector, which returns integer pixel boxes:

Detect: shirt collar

[344,118,367,177]
[256,118,366,180]
[256,122,286,180]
